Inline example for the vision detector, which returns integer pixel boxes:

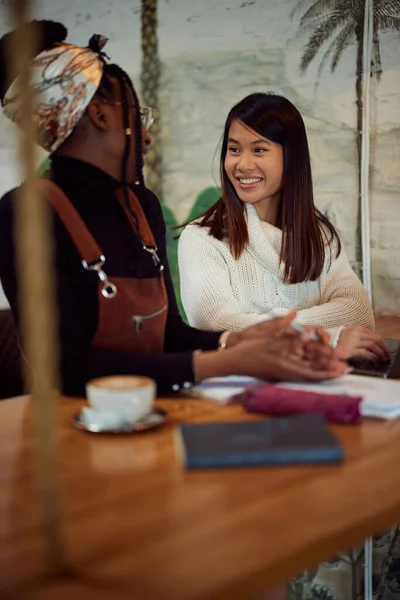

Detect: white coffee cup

[86,375,156,423]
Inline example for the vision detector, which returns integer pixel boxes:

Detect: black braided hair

[93,63,145,238]
[95,63,145,190]
[0,20,67,104]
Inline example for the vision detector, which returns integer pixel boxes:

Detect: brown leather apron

[41,180,168,354]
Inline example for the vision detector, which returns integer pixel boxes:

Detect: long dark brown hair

[194,92,341,284]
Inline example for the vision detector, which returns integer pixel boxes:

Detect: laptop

[349,338,400,379]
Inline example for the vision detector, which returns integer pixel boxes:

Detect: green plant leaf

[38,158,50,175]
[161,187,221,321]
[186,186,221,222]
[161,203,187,319]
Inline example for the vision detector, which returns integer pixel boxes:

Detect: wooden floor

[375,315,400,338]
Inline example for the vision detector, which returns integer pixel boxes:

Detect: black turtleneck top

[0,156,220,396]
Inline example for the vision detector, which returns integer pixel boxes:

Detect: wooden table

[376,315,400,339]
[2,394,400,600]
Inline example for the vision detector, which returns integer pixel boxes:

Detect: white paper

[190,375,260,405]
[275,375,400,419]
[192,374,400,419]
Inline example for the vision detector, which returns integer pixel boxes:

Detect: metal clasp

[82,255,117,299]
[143,245,164,271]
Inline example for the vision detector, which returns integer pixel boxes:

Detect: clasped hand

[225,311,349,381]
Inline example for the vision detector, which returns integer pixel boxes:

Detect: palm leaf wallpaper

[140,0,400,314]
[293,0,400,276]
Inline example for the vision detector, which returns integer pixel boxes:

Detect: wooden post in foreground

[8,0,66,576]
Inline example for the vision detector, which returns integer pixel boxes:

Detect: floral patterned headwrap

[2,34,108,153]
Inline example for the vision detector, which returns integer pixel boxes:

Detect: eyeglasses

[98,98,155,131]
[140,106,155,131]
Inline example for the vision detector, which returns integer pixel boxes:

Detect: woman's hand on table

[194,330,349,383]
[225,311,330,348]
[337,326,391,360]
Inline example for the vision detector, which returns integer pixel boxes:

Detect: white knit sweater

[178,204,375,341]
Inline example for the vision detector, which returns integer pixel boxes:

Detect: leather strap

[41,179,103,264]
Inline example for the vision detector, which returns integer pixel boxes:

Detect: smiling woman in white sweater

[179,93,387,360]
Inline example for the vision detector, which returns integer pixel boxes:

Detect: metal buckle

[143,245,164,271]
[82,255,117,299]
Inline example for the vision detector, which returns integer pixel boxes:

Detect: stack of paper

[190,375,400,420]
[276,376,400,420]
[189,376,260,404]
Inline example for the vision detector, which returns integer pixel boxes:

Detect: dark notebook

[176,413,344,469]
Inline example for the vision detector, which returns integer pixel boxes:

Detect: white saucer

[72,408,167,434]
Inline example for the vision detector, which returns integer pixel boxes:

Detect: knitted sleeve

[179,224,375,337]
[285,243,375,332]
[178,226,269,331]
